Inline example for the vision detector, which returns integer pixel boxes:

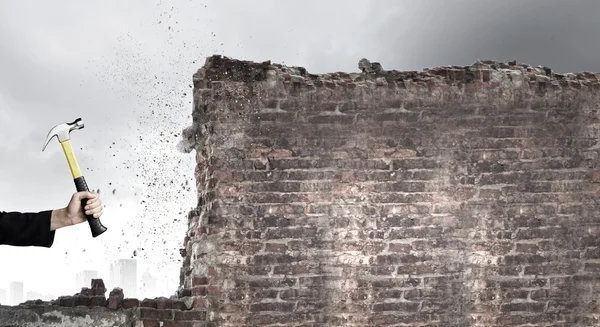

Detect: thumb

[73,191,95,201]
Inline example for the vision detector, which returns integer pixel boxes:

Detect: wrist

[50,208,71,231]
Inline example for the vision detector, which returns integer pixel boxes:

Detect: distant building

[140,270,158,298]
[9,282,24,305]
[109,259,137,298]
[0,288,6,304]
[75,270,98,293]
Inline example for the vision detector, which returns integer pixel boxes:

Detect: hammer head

[42,118,85,152]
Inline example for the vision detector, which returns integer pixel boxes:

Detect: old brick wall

[178,55,600,327]
[0,279,208,327]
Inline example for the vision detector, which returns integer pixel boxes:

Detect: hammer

[42,118,107,238]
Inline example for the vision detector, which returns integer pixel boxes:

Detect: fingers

[85,204,103,218]
[86,193,99,206]
[84,197,103,219]
[74,191,103,219]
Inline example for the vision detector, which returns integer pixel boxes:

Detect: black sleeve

[0,210,56,247]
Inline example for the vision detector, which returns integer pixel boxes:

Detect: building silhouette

[9,282,23,305]
[75,270,98,293]
[109,259,137,298]
[140,270,158,298]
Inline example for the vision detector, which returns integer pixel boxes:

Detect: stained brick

[174,310,207,321]
[140,299,158,308]
[249,302,295,312]
[122,298,140,309]
[372,302,420,312]
[89,296,106,307]
[138,308,174,321]
[500,302,546,312]
[142,321,160,327]
[388,243,412,253]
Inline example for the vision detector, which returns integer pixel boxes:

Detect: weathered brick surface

[1,278,204,326]
[0,304,133,327]
[179,55,600,326]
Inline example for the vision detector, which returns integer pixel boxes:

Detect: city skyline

[109,258,138,298]
[8,282,23,306]
[2,257,165,305]
[74,270,98,294]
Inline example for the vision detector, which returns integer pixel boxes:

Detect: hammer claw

[42,132,55,152]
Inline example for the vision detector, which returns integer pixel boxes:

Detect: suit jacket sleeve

[0,210,56,247]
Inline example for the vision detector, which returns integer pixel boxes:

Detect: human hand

[51,192,103,231]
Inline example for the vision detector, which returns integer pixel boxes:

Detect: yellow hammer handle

[60,140,82,179]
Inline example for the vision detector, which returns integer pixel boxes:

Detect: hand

[51,192,103,231]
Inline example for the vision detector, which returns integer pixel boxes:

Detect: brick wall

[178,55,600,326]
[0,279,209,327]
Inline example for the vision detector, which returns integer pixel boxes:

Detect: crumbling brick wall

[0,279,206,327]
[178,55,600,327]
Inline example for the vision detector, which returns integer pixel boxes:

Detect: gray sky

[0,0,599,300]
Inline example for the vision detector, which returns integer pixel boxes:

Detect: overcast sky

[1,0,599,301]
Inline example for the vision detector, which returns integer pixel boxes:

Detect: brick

[58,296,76,307]
[388,227,446,239]
[142,321,160,327]
[501,254,550,265]
[368,313,433,325]
[172,301,187,311]
[524,263,579,275]
[373,254,432,265]
[273,264,317,275]
[497,266,522,276]
[500,302,546,312]
[174,310,207,321]
[365,277,421,288]
[74,296,90,307]
[91,279,107,296]
[249,302,295,312]
[264,243,288,253]
[584,262,600,273]
[107,288,124,310]
[156,299,173,310]
[397,263,449,275]
[89,296,106,307]
[192,277,208,286]
[122,298,140,309]
[250,289,279,300]
[372,302,420,312]
[374,289,402,299]
[192,286,207,296]
[207,286,220,296]
[592,171,600,183]
[138,308,174,320]
[140,299,158,308]
[162,323,213,327]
